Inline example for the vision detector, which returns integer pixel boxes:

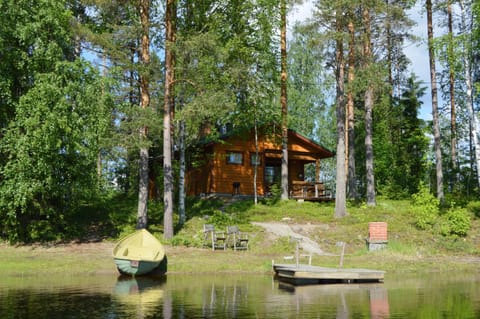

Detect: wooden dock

[273,264,385,285]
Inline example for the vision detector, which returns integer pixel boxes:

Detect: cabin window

[226,152,243,165]
[250,153,262,166]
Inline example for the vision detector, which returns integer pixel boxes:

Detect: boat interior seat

[121,246,160,261]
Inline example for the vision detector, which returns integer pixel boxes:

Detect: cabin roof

[203,126,334,160]
[287,129,334,159]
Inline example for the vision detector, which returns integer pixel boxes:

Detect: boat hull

[113,229,166,276]
[114,258,160,276]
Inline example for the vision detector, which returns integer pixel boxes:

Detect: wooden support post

[337,241,346,268]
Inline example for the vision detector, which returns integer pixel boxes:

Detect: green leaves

[411,183,440,230]
[0,59,109,242]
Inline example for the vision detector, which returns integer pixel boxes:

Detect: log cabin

[185,127,335,201]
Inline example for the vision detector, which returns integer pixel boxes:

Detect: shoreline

[2,241,479,277]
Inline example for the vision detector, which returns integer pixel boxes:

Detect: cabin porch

[289,181,334,202]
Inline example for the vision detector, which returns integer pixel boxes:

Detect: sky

[288,1,434,121]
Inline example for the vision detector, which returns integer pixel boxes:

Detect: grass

[1,197,479,276]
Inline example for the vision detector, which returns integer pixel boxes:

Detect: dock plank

[273,264,385,285]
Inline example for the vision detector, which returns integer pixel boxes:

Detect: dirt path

[252,222,327,255]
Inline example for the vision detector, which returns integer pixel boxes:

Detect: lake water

[1,272,479,318]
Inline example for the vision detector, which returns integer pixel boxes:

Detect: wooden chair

[226,226,249,251]
[203,224,226,251]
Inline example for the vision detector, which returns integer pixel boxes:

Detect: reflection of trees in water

[200,281,249,318]
[172,281,390,318]
[163,292,172,319]
[336,287,390,319]
[337,291,349,319]
[278,281,390,318]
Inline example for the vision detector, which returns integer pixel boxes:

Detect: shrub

[263,183,281,205]
[206,210,249,228]
[440,207,471,237]
[411,183,439,230]
[207,210,233,227]
[466,201,480,218]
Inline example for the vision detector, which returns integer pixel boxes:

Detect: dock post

[295,239,299,268]
[289,236,302,268]
[336,241,346,268]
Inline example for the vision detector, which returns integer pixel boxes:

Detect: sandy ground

[252,222,327,255]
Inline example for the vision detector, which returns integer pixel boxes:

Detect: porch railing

[289,181,332,200]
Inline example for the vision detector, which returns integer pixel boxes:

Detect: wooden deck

[273,263,385,285]
[289,181,334,202]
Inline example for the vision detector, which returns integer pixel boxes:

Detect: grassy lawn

[1,198,479,276]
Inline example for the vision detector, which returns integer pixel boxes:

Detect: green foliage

[170,217,205,247]
[439,207,471,237]
[186,197,224,218]
[466,201,480,218]
[375,74,429,199]
[262,183,281,205]
[0,59,111,242]
[411,184,440,230]
[206,210,249,228]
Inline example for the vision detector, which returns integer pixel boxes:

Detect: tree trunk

[335,10,347,218]
[427,0,444,201]
[447,1,457,179]
[163,0,176,239]
[280,0,289,200]
[178,119,186,225]
[136,0,150,229]
[254,117,259,205]
[459,0,480,188]
[347,18,357,200]
[363,7,376,207]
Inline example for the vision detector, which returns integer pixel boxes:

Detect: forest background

[1,0,480,243]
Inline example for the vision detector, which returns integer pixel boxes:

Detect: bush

[411,183,439,230]
[466,201,480,218]
[439,207,471,237]
[262,183,281,205]
[206,210,249,228]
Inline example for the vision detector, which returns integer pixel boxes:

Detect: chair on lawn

[226,225,249,251]
[203,224,227,251]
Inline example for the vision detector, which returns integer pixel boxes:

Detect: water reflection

[370,287,389,319]
[278,281,390,318]
[113,276,166,318]
[0,272,479,318]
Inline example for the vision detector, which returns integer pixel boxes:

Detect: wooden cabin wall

[211,135,265,196]
[185,129,333,197]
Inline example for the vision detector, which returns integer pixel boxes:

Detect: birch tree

[362,4,376,206]
[459,0,480,188]
[427,0,445,201]
[163,0,175,239]
[335,4,348,218]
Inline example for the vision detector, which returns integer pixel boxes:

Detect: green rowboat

[113,229,166,276]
